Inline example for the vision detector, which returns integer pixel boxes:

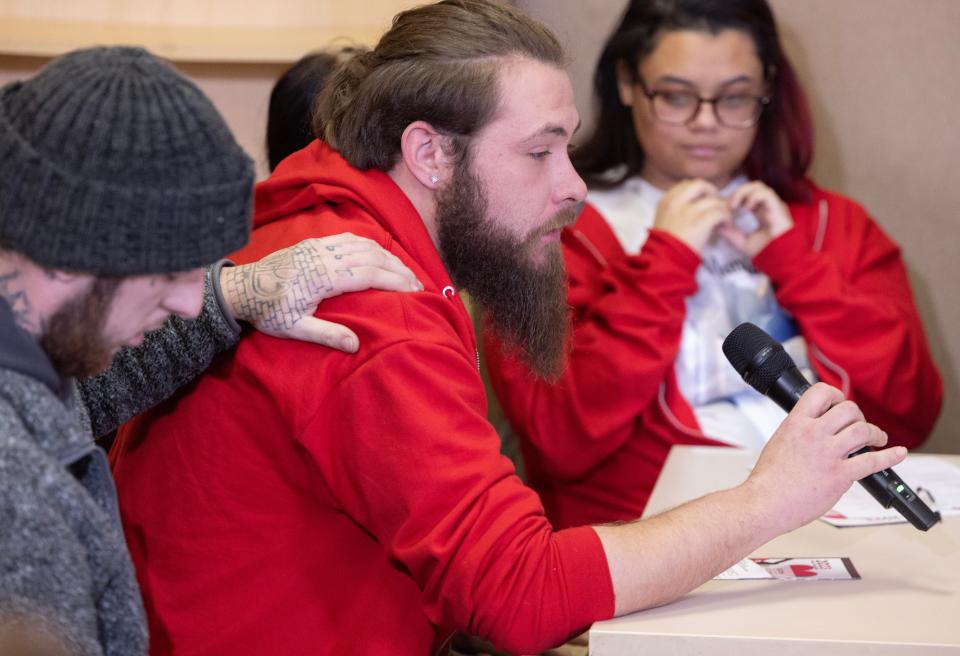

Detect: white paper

[714,558,774,580]
[714,557,859,580]
[821,456,960,528]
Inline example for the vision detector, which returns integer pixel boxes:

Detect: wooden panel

[0,0,422,62]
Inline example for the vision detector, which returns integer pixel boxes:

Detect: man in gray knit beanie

[0,46,420,655]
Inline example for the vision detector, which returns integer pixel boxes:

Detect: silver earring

[430,175,439,185]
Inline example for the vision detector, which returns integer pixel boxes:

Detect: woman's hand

[719,181,793,257]
[653,179,732,254]
[220,233,422,352]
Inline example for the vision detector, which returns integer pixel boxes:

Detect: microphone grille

[722,322,796,393]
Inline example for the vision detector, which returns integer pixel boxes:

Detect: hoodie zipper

[442,285,481,372]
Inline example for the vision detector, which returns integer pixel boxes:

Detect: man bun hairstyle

[316,0,566,171]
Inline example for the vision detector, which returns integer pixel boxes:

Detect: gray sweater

[0,267,240,655]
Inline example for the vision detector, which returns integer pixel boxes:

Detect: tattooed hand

[220,234,422,352]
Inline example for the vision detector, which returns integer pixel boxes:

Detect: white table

[589,446,960,655]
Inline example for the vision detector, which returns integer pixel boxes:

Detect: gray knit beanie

[0,46,254,275]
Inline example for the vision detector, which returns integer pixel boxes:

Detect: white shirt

[587,176,814,449]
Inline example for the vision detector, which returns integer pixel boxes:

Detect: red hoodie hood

[254,140,454,294]
[254,141,394,230]
[245,140,478,368]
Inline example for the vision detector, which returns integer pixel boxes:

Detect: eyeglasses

[635,78,770,129]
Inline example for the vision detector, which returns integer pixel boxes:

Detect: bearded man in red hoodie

[109,1,905,654]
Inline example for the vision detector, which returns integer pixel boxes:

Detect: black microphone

[722,322,940,532]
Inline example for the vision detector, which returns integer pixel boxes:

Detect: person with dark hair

[266,49,355,171]
[485,0,941,529]
[0,46,420,656]
[110,2,903,654]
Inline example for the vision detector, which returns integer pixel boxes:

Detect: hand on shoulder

[220,233,422,352]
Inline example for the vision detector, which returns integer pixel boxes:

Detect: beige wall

[0,1,420,61]
[0,56,288,177]
[519,0,960,454]
[0,0,421,176]
[769,0,960,456]
[2,1,957,452]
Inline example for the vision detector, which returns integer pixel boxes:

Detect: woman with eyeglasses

[484,0,942,529]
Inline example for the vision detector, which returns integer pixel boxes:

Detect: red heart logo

[790,564,817,577]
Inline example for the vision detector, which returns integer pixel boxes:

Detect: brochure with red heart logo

[715,557,860,580]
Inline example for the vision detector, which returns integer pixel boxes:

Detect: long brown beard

[435,156,574,380]
[40,277,121,379]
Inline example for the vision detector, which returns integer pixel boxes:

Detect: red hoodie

[485,188,942,529]
[110,141,614,655]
